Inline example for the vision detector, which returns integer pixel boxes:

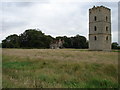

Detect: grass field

[2,49,119,88]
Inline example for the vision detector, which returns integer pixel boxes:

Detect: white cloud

[1,0,119,2]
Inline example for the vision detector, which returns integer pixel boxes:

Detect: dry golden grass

[2,49,119,88]
[3,49,118,64]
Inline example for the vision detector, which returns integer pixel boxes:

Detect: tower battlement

[89,6,110,11]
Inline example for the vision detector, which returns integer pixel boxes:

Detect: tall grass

[2,49,119,88]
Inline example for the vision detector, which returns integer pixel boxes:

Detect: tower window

[94,16,97,21]
[94,36,97,40]
[106,27,108,31]
[106,16,108,21]
[94,26,97,31]
[106,36,108,40]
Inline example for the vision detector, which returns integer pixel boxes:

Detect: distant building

[50,39,64,49]
[89,6,111,51]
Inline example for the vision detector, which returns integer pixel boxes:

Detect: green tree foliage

[2,29,88,49]
[112,42,120,49]
[72,35,87,49]
[19,29,53,48]
[2,34,20,48]
[2,29,53,48]
[20,29,43,48]
[56,35,88,49]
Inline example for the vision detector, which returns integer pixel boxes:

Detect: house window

[95,36,97,40]
[106,27,108,31]
[94,16,97,21]
[94,26,97,31]
[106,36,108,40]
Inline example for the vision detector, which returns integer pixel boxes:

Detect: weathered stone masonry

[89,6,111,51]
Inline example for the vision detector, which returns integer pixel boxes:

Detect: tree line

[1,29,120,49]
[2,29,88,49]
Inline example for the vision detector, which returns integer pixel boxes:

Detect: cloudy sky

[0,0,119,44]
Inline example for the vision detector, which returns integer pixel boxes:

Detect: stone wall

[89,6,111,51]
[50,39,64,49]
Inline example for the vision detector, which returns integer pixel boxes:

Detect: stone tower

[89,6,111,51]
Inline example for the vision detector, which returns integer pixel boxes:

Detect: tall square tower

[89,6,111,51]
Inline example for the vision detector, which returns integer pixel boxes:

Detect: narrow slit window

[94,26,97,31]
[106,36,108,40]
[95,36,97,40]
[106,27,108,31]
[94,16,97,21]
[106,16,108,21]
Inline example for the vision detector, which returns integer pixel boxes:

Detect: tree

[71,35,87,49]
[45,35,54,48]
[2,29,54,49]
[19,29,53,48]
[56,35,88,49]
[63,36,72,48]
[19,29,43,48]
[2,29,88,49]
[2,34,20,48]
[112,42,119,49]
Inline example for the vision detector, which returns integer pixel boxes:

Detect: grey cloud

[2,21,28,31]
[118,2,120,44]
[1,2,118,43]
[2,2,33,7]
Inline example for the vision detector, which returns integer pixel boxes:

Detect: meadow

[2,49,119,88]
